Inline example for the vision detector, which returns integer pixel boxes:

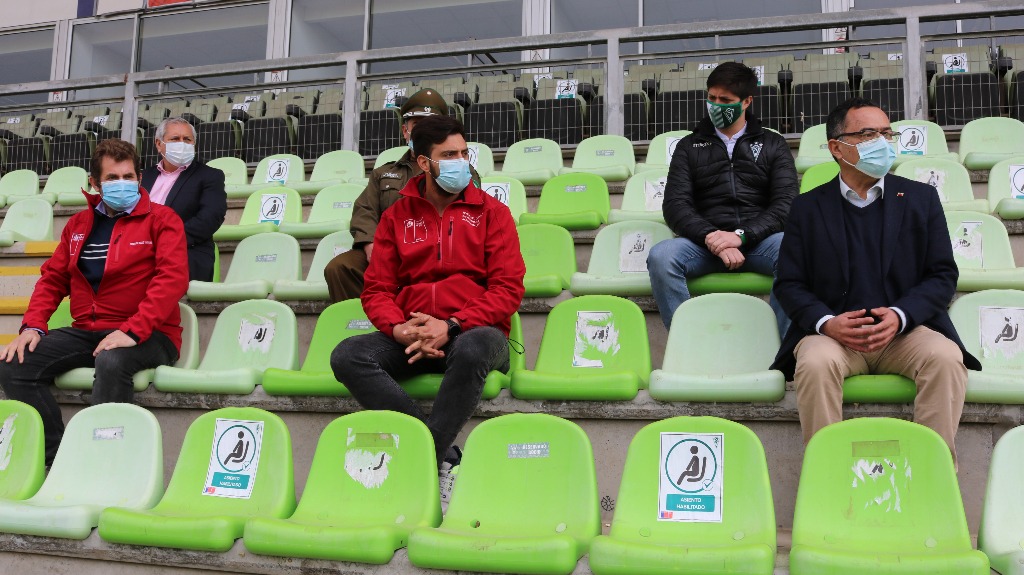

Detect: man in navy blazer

[771,98,980,460]
[141,117,227,282]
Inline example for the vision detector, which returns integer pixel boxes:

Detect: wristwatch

[734,229,746,244]
[445,318,462,339]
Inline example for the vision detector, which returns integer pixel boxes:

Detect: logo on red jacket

[403,218,428,244]
[70,233,85,257]
[462,212,482,227]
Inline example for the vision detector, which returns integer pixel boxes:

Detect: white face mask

[163,141,195,167]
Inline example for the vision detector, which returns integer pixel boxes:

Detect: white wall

[3,0,76,28]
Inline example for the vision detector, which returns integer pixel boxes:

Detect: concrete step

[0,266,41,296]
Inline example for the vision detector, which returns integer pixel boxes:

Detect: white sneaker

[439,445,462,514]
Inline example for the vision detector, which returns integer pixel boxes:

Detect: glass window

[0,29,54,105]
[70,18,134,99]
[850,0,956,51]
[289,0,363,81]
[551,0,639,58]
[138,3,269,93]
[368,0,522,74]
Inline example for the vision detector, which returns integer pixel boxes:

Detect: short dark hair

[411,115,466,159]
[91,138,141,184]
[826,97,882,140]
[706,62,758,101]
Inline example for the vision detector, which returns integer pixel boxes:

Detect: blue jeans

[648,232,790,337]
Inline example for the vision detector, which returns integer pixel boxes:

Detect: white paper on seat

[203,418,264,499]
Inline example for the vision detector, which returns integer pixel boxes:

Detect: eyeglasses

[834,128,902,142]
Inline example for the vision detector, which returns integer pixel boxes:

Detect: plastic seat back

[207,157,249,186]
[535,172,610,220]
[986,156,1024,212]
[480,176,527,223]
[306,230,354,282]
[794,124,831,173]
[891,120,955,164]
[373,146,408,169]
[949,289,1024,374]
[945,211,1016,270]
[0,400,45,500]
[0,198,53,242]
[222,232,302,284]
[43,166,89,196]
[500,138,563,181]
[249,153,305,186]
[467,141,494,176]
[309,150,365,182]
[33,403,162,510]
[581,220,673,278]
[518,223,576,294]
[197,299,298,372]
[959,117,1024,168]
[307,183,361,225]
[894,157,977,205]
[299,299,376,374]
[536,295,650,385]
[979,425,1024,574]
[569,135,636,173]
[643,130,691,167]
[618,169,669,215]
[237,188,303,226]
[800,162,840,193]
[0,169,40,201]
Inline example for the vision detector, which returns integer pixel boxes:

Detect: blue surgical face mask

[407,139,415,153]
[837,136,896,179]
[427,158,472,195]
[100,180,141,212]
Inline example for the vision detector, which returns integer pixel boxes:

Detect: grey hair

[155,117,196,142]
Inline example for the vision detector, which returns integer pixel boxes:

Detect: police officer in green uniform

[324,89,480,301]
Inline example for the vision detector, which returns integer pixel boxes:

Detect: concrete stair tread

[0,297,31,315]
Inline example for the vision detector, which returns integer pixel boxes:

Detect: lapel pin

[897,192,904,197]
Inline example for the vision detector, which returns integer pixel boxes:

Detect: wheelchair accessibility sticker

[1010,165,1024,199]
[259,193,286,225]
[204,418,264,499]
[659,432,723,522]
[979,306,1024,363]
[265,159,290,183]
[897,125,927,156]
[619,231,652,273]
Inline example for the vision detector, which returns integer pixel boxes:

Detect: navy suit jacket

[771,173,981,379]
[141,160,227,282]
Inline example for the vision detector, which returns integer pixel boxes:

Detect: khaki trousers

[324,248,369,303]
[793,326,967,459]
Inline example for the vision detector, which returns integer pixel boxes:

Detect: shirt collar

[93,201,136,217]
[714,123,747,142]
[157,160,188,176]
[838,174,885,207]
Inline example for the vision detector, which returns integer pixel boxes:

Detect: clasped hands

[822,307,900,353]
[393,312,455,364]
[705,230,744,270]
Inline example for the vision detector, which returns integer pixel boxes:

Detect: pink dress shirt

[149,161,188,205]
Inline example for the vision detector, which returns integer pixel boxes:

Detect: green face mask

[707,100,744,129]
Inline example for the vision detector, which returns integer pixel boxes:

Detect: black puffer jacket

[662,113,798,247]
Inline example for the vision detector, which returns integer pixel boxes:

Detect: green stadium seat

[98,407,296,552]
[49,166,91,206]
[0,169,42,207]
[518,173,609,230]
[894,158,989,212]
[986,156,1024,219]
[518,223,576,297]
[799,161,840,193]
[291,150,366,194]
[570,221,672,296]
[687,272,774,297]
[206,156,248,187]
[480,175,527,223]
[0,400,45,501]
[790,418,989,575]
[54,303,200,391]
[212,187,302,241]
[46,298,72,331]
[0,198,53,247]
[946,211,1024,290]
[589,416,776,575]
[0,403,163,539]
[373,146,408,169]
[492,138,563,185]
[408,413,600,575]
[959,117,1024,170]
[224,153,306,198]
[649,293,785,402]
[153,300,298,394]
[188,232,301,301]
[948,289,1024,403]
[979,425,1024,575]
[890,120,960,167]
[559,135,635,181]
[468,141,494,177]
[608,169,668,224]
[242,411,441,564]
[794,124,831,174]
[212,242,221,282]
[510,295,650,401]
[278,183,359,239]
[272,230,354,300]
[634,130,690,173]
[841,374,916,403]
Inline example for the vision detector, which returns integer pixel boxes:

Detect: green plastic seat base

[153,366,259,394]
[6,193,56,206]
[212,223,279,242]
[56,192,90,206]
[995,198,1024,220]
[569,273,651,296]
[0,232,17,247]
[349,177,370,187]
[795,157,831,174]
[0,502,104,540]
[633,163,668,174]
[524,274,565,298]
[261,369,351,396]
[963,152,1016,171]
[986,549,1024,575]
[290,179,341,195]
[892,152,959,167]
[244,518,405,564]
[518,211,603,231]
[187,279,272,301]
[648,370,786,402]
[790,544,989,574]
[224,183,279,199]
[942,200,989,213]
[510,371,640,400]
[409,528,582,575]
[494,169,555,186]
[400,371,505,400]
[957,270,1024,291]
[55,367,153,392]
[688,273,773,295]
[842,374,916,403]
[278,220,347,239]
[589,536,774,575]
[99,507,245,552]
[559,166,631,182]
[606,209,665,224]
[271,280,329,300]
[965,369,1024,403]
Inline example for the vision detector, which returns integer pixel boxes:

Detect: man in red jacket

[0,139,189,463]
[331,115,525,474]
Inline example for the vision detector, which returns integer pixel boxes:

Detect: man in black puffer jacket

[648,62,798,336]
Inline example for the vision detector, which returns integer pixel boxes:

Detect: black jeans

[0,327,177,463]
[331,326,510,467]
